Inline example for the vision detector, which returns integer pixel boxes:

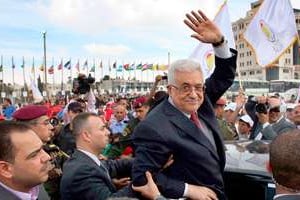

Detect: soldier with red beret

[13,104,69,200]
[105,96,151,159]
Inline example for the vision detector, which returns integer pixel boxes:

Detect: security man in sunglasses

[245,96,295,140]
[13,105,69,200]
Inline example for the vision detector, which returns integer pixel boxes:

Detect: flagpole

[93,58,96,78]
[0,55,3,98]
[12,56,15,89]
[108,59,111,78]
[22,56,26,87]
[61,59,64,91]
[101,61,103,81]
[168,52,170,68]
[42,31,47,93]
[32,57,36,83]
[134,63,137,81]
[115,61,117,79]
[52,57,55,96]
[69,58,72,84]
[86,59,89,75]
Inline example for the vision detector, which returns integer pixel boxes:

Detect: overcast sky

[0,0,299,84]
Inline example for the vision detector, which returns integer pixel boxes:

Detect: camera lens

[255,103,269,114]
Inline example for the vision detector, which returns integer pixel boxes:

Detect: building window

[283,69,289,73]
[249,71,255,75]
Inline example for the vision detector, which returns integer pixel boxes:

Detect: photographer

[245,96,295,140]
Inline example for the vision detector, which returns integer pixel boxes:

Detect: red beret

[133,96,147,109]
[13,105,48,121]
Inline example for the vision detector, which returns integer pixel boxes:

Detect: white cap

[224,102,236,111]
[286,103,296,110]
[239,115,254,127]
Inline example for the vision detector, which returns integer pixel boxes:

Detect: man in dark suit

[269,129,300,200]
[0,121,52,200]
[60,112,134,200]
[131,10,237,200]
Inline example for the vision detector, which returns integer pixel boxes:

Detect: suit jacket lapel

[73,150,116,190]
[163,100,220,161]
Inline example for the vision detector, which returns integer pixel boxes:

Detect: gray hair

[167,59,203,85]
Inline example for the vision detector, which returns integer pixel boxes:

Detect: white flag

[243,0,298,67]
[189,1,235,79]
[30,79,43,103]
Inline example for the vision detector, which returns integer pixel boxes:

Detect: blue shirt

[109,120,127,135]
[3,105,16,120]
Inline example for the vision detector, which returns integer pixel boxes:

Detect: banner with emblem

[189,1,235,79]
[243,0,298,67]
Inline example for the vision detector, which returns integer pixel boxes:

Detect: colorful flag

[90,65,95,72]
[142,64,148,71]
[243,0,298,66]
[147,64,153,70]
[82,60,88,70]
[75,61,80,72]
[64,60,71,69]
[48,65,54,74]
[12,57,15,69]
[113,61,117,68]
[152,64,158,71]
[116,65,123,72]
[130,63,135,70]
[123,64,130,70]
[57,61,63,70]
[136,63,143,70]
[39,64,44,71]
[21,57,25,68]
[158,64,168,71]
[189,1,235,79]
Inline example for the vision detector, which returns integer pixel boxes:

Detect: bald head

[270,129,300,191]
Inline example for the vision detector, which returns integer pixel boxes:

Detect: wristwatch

[212,35,225,47]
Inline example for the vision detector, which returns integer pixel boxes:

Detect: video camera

[72,73,95,94]
[248,96,269,114]
[255,103,269,114]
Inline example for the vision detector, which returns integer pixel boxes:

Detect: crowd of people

[0,9,300,200]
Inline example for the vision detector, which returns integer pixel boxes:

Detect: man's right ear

[0,161,13,179]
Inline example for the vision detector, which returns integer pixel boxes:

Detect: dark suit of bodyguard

[132,11,237,199]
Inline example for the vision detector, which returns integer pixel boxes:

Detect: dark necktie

[190,112,202,129]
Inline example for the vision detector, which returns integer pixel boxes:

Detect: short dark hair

[0,121,31,162]
[270,129,300,190]
[72,112,98,138]
[4,98,12,105]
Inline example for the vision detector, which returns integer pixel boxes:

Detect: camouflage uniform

[104,118,140,159]
[217,118,239,141]
[43,143,69,200]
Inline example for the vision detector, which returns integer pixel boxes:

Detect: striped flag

[75,61,80,72]
[57,61,63,70]
[48,65,54,74]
